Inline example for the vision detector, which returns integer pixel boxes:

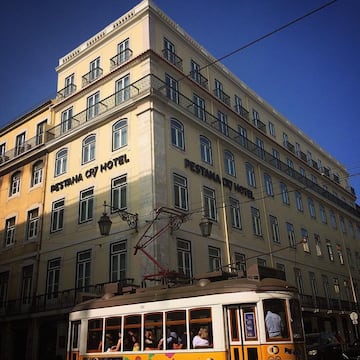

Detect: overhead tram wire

[177,0,339,83]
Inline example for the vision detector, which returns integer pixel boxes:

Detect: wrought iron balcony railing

[110,48,133,70]
[57,84,77,99]
[213,88,230,106]
[82,67,104,87]
[190,70,208,88]
[162,49,183,70]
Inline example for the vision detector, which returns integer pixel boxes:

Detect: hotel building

[0,1,359,359]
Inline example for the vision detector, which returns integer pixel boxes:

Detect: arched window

[82,134,96,164]
[200,136,212,164]
[32,160,43,186]
[170,118,184,150]
[9,171,21,196]
[224,150,235,176]
[55,148,68,176]
[112,119,128,150]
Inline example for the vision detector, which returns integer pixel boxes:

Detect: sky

[0,0,359,201]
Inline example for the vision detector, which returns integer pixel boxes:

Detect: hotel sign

[184,158,254,200]
[50,154,129,192]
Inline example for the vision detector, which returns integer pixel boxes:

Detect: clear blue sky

[1,0,359,201]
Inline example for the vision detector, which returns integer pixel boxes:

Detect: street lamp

[199,217,212,237]
[98,201,138,234]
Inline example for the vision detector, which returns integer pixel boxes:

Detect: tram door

[227,305,260,360]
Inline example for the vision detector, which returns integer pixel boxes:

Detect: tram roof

[72,276,298,312]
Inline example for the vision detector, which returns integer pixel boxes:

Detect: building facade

[1,1,360,359]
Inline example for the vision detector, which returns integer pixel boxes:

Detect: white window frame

[203,186,217,221]
[170,118,184,150]
[224,150,235,176]
[79,187,94,223]
[200,136,212,164]
[173,173,188,211]
[55,148,68,177]
[111,175,127,211]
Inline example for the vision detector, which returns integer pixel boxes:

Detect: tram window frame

[228,307,240,341]
[104,317,122,352]
[123,314,142,351]
[263,298,290,341]
[144,312,163,350]
[165,310,187,350]
[87,318,103,353]
[71,321,81,350]
[190,307,213,348]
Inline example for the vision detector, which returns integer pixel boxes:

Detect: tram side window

[71,321,80,350]
[144,312,163,350]
[263,299,289,340]
[289,299,304,340]
[124,314,141,351]
[163,310,186,350]
[190,307,213,348]
[104,317,122,351]
[87,319,103,352]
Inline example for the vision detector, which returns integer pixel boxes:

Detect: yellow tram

[67,276,306,360]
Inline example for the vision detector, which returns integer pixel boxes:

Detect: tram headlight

[308,349,318,356]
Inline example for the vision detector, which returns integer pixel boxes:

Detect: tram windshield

[263,299,289,340]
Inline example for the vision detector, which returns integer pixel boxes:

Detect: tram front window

[263,299,289,340]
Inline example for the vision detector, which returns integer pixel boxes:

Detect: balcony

[312,160,319,170]
[299,293,356,313]
[162,48,183,70]
[110,48,133,70]
[253,119,267,134]
[57,84,77,99]
[234,104,249,120]
[214,88,230,106]
[82,67,103,87]
[285,141,295,153]
[190,70,208,88]
[299,151,307,162]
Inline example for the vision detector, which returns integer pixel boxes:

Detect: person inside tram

[192,327,210,348]
[265,309,283,338]
[110,332,122,352]
[144,329,157,350]
[104,333,114,352]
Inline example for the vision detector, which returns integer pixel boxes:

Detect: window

[264,173,274,196]
[270,215,280,243]
[165,73,178,103]
[234,252,246,273]
[115,74,130,104]
[15,132,26,156]
[208,246,221,271]
[163,38,176,63]
[64,73,75,97]
[246,162,256,188]
[87,91,100,120]
[319,204,327,223]
[349,221,355,238]
[333,278,340,295]
[340,216,347,234]
[193,93,206,120]
[322,275,331,306]
[9,171,21,196]
[27,208,39,240]
[329,210,337,229]
[326,240,334,262]
[280,182,290,205]
[116,38,130,65]
[200,136,212,164]
[234,95,243,114]
[286,222,296,248]
[79,187,94,223]
[309,272,319,299]
[282,132,288,147]
[170,118,184,150]
[308,198,316,218]
[347,248,353,267]
[237,126,248,148]
[256,138,265,159]
[5,217,16,247]
[36,120,47,145]
[112,118,128,150]
[299,167,306,178]
[336,244,344,265]
[82,134,96,164]
[190,59,201,81]
[111,175,127,211]
[55,148,68,176]
[229,197,242,229]
[89,57,101,82]
[294,268,304,294]
[268,121,276,137]
[51,198,65,232]
[224,150,235,176]
[110,241,127,282]
[61,107,73,133]
[173,173,188,211]
[295,191,303,212]
[301,228,310,253]
[314,234,322,256]
[0,271,9,307]
[21,265,33,304]
[46,258,60,299]
[0,143,5,158]
[177,239,192,278]
[251,207,262,236]
[252,109,260,128]
[203,187,216,221]
[217,110,228,135]
[214,79,225,100]
[76,249,91,291]
[31,160,43,186]
[272,148,280,169]
[286,158,294,177]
